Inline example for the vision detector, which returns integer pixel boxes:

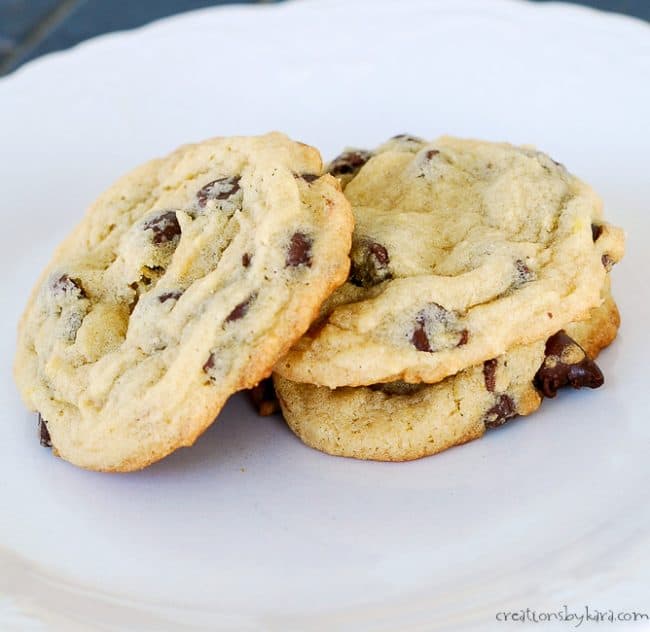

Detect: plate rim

[1,0,649,629]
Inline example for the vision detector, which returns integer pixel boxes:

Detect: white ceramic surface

[0,1,648,630]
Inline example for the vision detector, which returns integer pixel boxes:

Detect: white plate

[1,1,649,630]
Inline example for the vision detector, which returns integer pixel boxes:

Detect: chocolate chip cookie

[14,133,353,471]
[275,135,625,387]
[273,286,619,461]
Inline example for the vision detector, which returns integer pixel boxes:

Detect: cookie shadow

[141,391,292,478]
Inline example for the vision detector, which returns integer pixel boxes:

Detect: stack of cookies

[271,135,625,461]
[13,133,624,471]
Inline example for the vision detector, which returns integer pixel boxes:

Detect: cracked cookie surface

[14,133,353,471]
[275,135,625,387]
[273,287,619,461]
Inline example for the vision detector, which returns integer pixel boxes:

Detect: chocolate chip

[410,304,459,353]
[602,254,615,271]
[197,176,241,208]
[425,149,440,159]
[515,259,531,276]
[534,330,604,398]
[225,294,255,323]
[249,379,280,416]
[349,238,391,287]
[328,150,372,177]
[369,242,389,266]
[202,353,216,373]
[369,382,425,396]
[514,259,535,286]
[242,253,251,267]
[411,315,432,352]
[52,274,86,298]
[143,211,181,244]
[298,173,319,183]
[131,266,164,293]
[286,232,313,267]
[392,134,424,143]
[306,317,327,339]
[38,413,52,447]
[591,223,603,241]
[484,394,517,428]
[457,329,469,346]
[158,290,182,303]
[483,359,498,392]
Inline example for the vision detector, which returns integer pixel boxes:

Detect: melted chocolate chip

[483,359,498,392]
[349,239,391,287]
[286,232,313,267]
[534,330,604,398]
[158,291,182,303]
[242,253,251,267]
[52,274,86,298]
[143,211,181,244]
[225,294,255,323]
[411,316,432,352]
[202,353,216,373]
[328,150,372,177]
[197,176,241,208]
[484,394,517,429]
[544,331,575,358]
[299,173,319,183]
[457,329,469,346]
[425,149,440,160]
[602,254,615,271]
[38,414,52,447]
[591,223,603,241]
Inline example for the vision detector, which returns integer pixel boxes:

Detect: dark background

[0,0,648,76]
